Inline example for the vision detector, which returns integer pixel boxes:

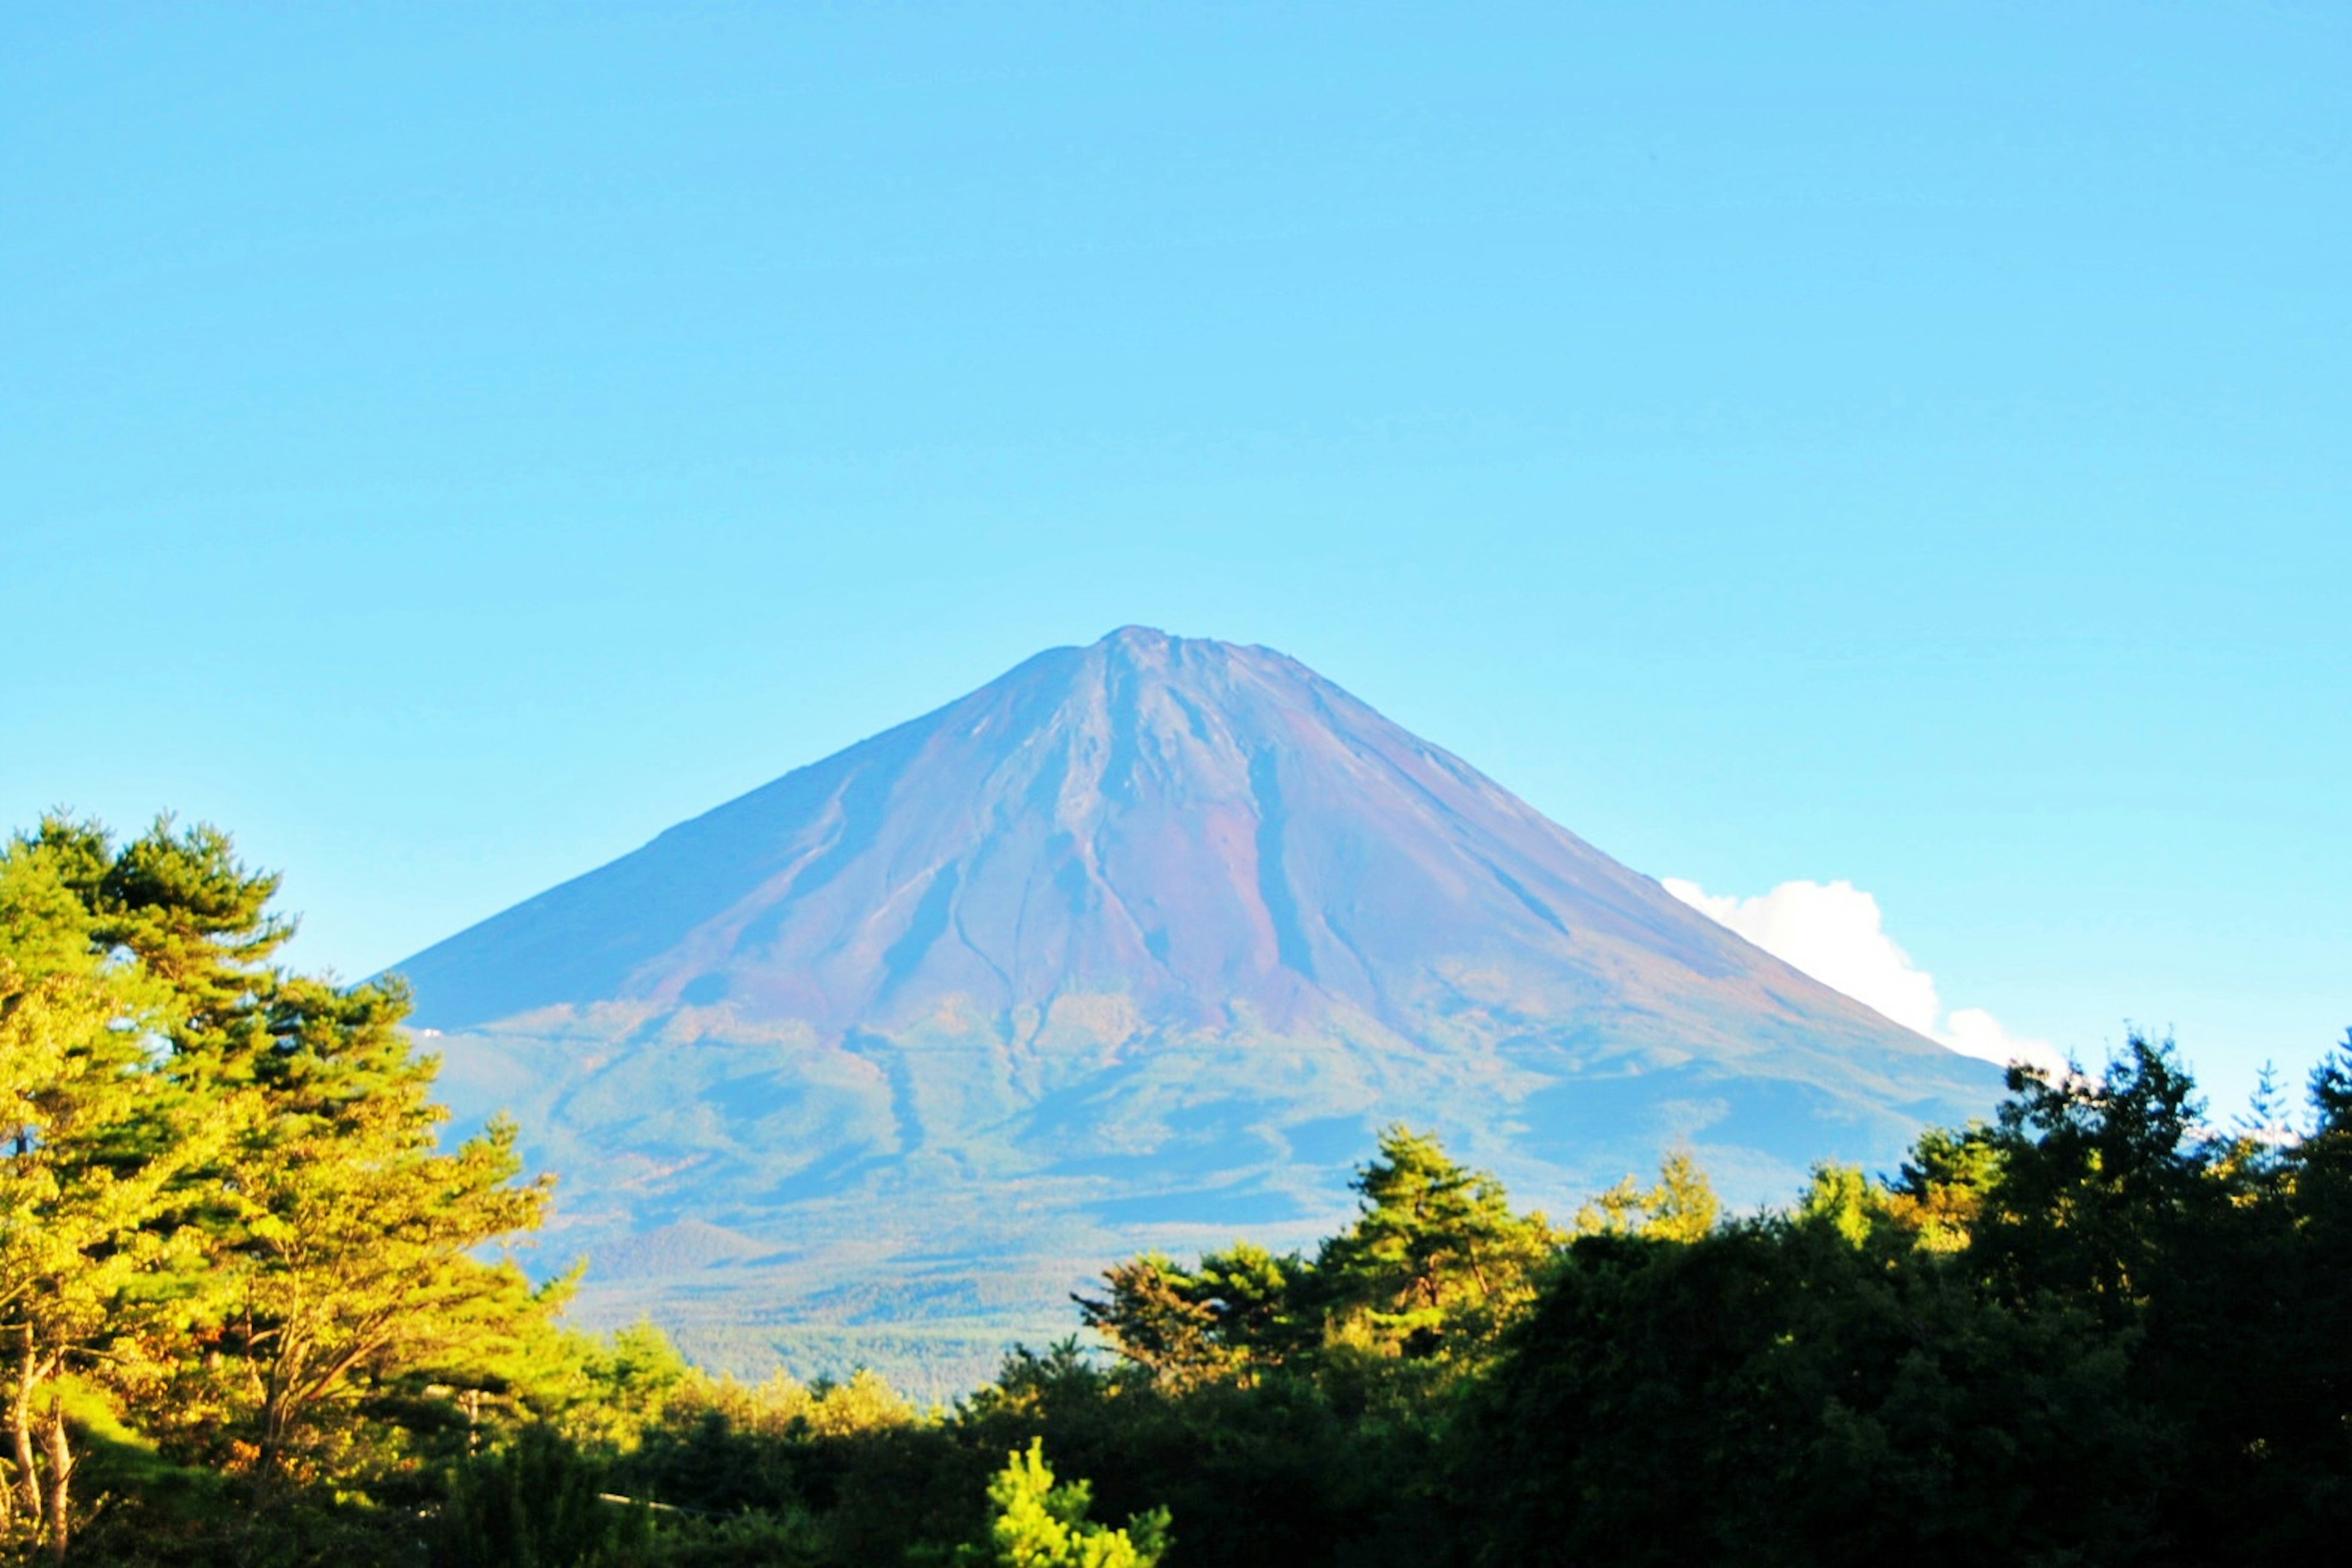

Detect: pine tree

[1310,1126,1561,1360]
[8,816,559,1517]
[957,1438,1170,1568]
[1574,1149,1721,1245]
[0,834,225,1558]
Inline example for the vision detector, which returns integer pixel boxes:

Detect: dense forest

[4,816,2348,1565]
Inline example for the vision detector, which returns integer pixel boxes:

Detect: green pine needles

[9,810,2352,1566]
[957,1439,1170,1568]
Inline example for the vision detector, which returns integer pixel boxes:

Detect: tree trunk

[10,1332,42,1531]
[257,1371,294,1484]
[1464,1242,1493,1302]
[38,1407,69,1562]
[252,1333,321,1502]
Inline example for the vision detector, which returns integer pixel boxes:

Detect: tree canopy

[1,817,555,1560]
[6,812,2348,1566]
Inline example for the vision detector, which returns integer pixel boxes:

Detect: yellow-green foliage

[1080,1125,1566,1383]
[24,804,2352,1568]
[1572,1148,1721,1243]
[960,1438,1170,1568]
[1,816,560,1555]
[1316,1125,1565,1358]
[1,835,223,1556]
[548,1319,916,1454]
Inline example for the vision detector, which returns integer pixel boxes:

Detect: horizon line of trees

[5,812,2350,1564]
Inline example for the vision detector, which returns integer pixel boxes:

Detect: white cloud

[1662,876,2068,1077]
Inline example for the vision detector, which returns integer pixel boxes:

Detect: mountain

[401,627,1999,1394]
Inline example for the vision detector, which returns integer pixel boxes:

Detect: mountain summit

[404,628,1996,1389]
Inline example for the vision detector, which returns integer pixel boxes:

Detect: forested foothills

[4,818,2350,1564]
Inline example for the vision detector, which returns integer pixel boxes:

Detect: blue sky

[4,3,2345,1111]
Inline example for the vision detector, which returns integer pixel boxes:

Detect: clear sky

[4,4,2345,1112]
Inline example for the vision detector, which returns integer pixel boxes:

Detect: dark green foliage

[952,1343,1430,1568]
[1457,1221,2154,1566]
[1456,1033,2352,1567]
[18,812,2352,1567]
[437,1427,649,1568]
[949,1437,1169,1567]
[46,1011,2352,1566]
[1077,1126,1565,1386]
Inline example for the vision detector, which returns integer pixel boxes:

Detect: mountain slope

[401,627,1997,1392]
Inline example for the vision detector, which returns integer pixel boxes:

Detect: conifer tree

[957,1438,1170,1568]
[6,815,559,1524]
[1315,1126,1561,1357]
[1572,1148,1721,1244]
[195,971,554,1483]
[0,835,225,1558]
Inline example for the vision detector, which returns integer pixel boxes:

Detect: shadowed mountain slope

[400,627,1997,1394]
